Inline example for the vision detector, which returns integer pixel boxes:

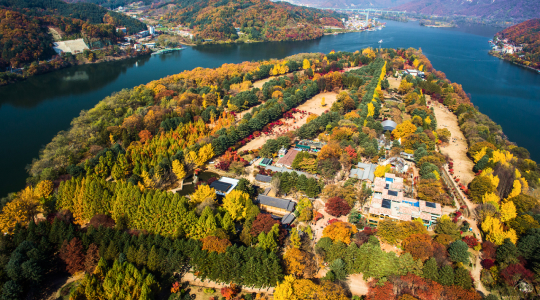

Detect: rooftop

[257,195,296,212]
[255,174,272,183]
[210,177,239,195]
[277,149,299,167]
[349,162,377,182]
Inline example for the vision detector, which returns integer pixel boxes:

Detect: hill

[391,0,540,22]
[282,0,414,9]
[0,0,147,68]
[494,18,540,69]
[147,0,346,42]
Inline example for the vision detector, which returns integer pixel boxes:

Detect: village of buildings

[489,37,523,55]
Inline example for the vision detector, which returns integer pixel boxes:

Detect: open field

[237,92,338,152]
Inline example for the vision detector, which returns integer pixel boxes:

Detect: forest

[0,0,147,69]
[147,0,345,43]
[0,48,539,299]
[494,18,540,70]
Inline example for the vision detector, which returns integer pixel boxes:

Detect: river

[0,20,539,198]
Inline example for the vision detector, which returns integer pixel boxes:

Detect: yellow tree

[500,201,517,222]
[141,170,155,189]
[172,160,186,181]
[222,190,250,221]
[197,144,215,166]
[321,97,326,107]
[507,180,521,199]
[398,79,413,94]
[191,184,216,204]
[0,187,41,233]
[482,216,518,245]
[392,120,417,139]
[374,165,391,177]
[367,102,375,117]
[322,221,357,244]
[185,150,199,170]
[36,180,54,199]
[302,59,311,70]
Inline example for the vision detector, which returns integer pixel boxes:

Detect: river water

[1,20,539,197]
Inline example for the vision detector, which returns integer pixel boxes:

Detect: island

[0,48,538,300]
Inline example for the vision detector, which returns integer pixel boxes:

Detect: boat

[151,47,184,55]
[378,40,383,44]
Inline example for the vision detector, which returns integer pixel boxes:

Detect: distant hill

[391,0,540,22]
[280,0,415,9]
[0,0,147,68]
[147,0,346,42]
[495,18,540,69]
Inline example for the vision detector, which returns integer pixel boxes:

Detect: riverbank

[0,50,151,87]
[488,50,540,74]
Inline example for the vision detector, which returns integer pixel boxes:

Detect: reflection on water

[63,71,89,81]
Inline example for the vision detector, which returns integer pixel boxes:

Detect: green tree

[448,240,470,264]
[147,245,160,272]
[422,257,439,282]
[438,265,454,286]
[454,266,473,289]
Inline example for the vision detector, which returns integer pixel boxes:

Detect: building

[381,157,408,173]
[259,158,273,167]
[276,149,299,168]
[148,25,155,35]
[406,69,425,78]
[366,173,442,227]
[381,119,397,132]
[263,165,314,178]
[255,174,272,183]
[401,152,414,161]
[278,147,288,157]
[144,43,156,48]
[53,39,89,54]
[295,140,324,152]
[116,27,127,34]
[349,162,377,182]
[281,213,296,225]
[209,177,239,196]
[256,195,296,216]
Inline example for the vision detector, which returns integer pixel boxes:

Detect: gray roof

[349,162,377,182]
[381,120,397,131]
[255,174,272,183]
[257,195,296,211]
[281,213,296,225]
[264,165,315,178]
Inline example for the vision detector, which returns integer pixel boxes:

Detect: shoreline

[488,51,540,74]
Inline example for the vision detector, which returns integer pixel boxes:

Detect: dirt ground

[387,77,401,90]
[347,274,370,297]
[253,77,274,89]
[48,27,63,41]
[237,92,338,152]
[431,102,475,186]
[183,273,275,295]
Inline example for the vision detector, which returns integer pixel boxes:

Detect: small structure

[256,195,296,216]
[263,165,315,178]
[276,149,299,168]
[381,120,397,132]
[381,157,408,173]
[401,152,414,161]
[349,162,377,183]
[281,213,296,225]
[210,177,239,196]
[116,27,127,34]
[259,157,273,167]
[53,39,89,54]
[144,43,156,48]
[295,140,324,152]
[406,69,425,78]
[278,147,288,157]
[255,174,272,183]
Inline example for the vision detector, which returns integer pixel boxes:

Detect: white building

[148,25,155,35]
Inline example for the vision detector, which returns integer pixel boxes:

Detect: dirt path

[432,103,488,296]
[432,103,475,185]
[237,92,338,152]
[253,77,274,89]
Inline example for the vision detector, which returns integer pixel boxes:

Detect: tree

[191,184,216,204]
[392,121,417,139]
[448,240,469,264]
[469,175,496,203]
[500,201,517,222]
[250,213,280,237]
[60,237,85,275]
[508,194,538,214]
[402,234,433,262]
[325,197,351,217]
[374,165,391,178]
[197,144,215,166]
[258,223,279,251]
[85,243,100,274]
[0,186,42,233]
[438,265,454,286]
[422,257,439,281]
[434,215,460,241]
[303,59,311,69]
[172,160,186,181]
[223,190,251,221]
[321,97,326,107]
[454,266,473,289]
[201,236,232,253]
[283,248,316,278]
[322,221,357,244]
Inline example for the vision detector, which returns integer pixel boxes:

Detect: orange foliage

[201,236,232,253]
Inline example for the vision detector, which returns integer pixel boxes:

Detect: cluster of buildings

[490,38,523,55]
[343,13,384,31]
[365,173,442,228]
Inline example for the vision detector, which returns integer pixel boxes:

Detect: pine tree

[85,243,100,274]
[104,240,118,261]
[135,245,148,267]
[438,265,454,286]
[422,257,439,282]
[147,246,160,272]
[126,245,137,264]
[454,266,473,289]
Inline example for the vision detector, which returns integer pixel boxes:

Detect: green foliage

[448,240,470,264]
[438,265,454,286]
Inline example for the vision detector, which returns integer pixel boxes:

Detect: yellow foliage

[374,165,391,177]
[362,48,376,59]
[507,180,521,199]
[482,192,500,204]
[473,147,487,163]
[141,170,155,189]
[321,97,326,107]
[191,184,216,204]
[490,150,514,166]
[424,116,431,126]
[482,216,518,245]
[500,201,517,222]
[306,114,318,123]
[172,160,186,180]
[0,187,41,233]
[222,190,250,221]
[197,144,215,166]
[322,221,357,244]
[392,120,417,139]
[302,59,311,70]
[36,180,53,199]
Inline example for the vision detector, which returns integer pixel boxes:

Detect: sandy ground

[253,77,274,89]
[431,102,475,186]
[237,92,338,152]
[347,274,370,297]
[387,77,401,90]
[183,272,275,294]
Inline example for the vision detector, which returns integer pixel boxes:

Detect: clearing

[347,274,370,297]
[387,77,401,90]
[237,92,338,152]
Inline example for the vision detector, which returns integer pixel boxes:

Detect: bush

[204,288,216,294]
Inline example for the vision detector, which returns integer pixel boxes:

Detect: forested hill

[495,18,540,68]
[0,0,146,33]
[0,0,147,68]
[148,0,346,42]
[391,0,540,23]
[283,0,415,9]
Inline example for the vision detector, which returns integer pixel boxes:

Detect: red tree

[462,236,479,248]
[84,243,100,273]
[325,197,351,217]
[402,233,434,262]
[481,241,497,260]
[501,264,533,286]
[366,280,396,300]
[250,213,280,237]
[60,237,85,275]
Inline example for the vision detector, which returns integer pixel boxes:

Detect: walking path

[183,273,275,294]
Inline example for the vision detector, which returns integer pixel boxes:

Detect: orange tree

[322,221,357,244]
